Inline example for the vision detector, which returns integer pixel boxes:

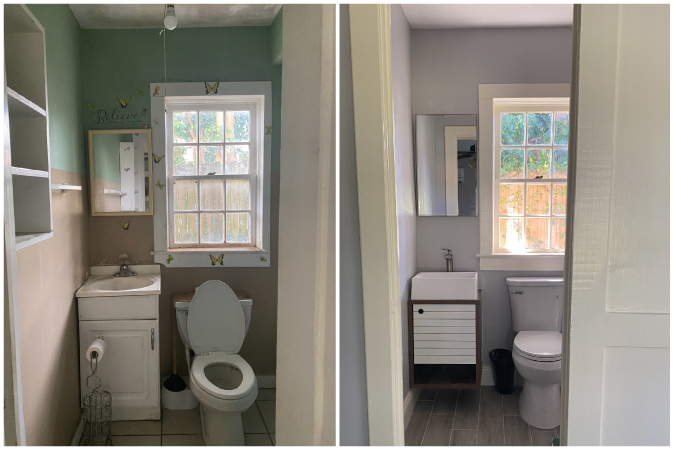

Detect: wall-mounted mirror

[415,114,477,216]
[88,129,152,216]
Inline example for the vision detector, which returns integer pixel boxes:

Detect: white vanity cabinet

[408,292,482,389]
[78,295,160,420]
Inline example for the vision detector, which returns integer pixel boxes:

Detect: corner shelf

[52,184,82,193]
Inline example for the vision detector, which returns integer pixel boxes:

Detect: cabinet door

[79,320,160,420]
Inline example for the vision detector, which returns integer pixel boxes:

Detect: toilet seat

[514,331,562,362]
[191,353,256,400]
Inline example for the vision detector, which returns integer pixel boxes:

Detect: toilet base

[199,403,245,446]
[519,380,561,430]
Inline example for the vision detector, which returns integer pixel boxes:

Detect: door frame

[349,4,405,445]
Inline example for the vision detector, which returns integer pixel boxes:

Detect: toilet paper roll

[86,338,107,362]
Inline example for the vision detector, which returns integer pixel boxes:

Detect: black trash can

[489,349,515,395]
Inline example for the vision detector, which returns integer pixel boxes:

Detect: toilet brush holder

[161,375,198,410]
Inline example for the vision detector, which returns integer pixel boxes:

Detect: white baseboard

[403,388,421,428]
[257,375,276,389]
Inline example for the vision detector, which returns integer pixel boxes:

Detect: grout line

[419,397,436,445]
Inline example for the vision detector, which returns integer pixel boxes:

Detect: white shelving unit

[4,4,53,249]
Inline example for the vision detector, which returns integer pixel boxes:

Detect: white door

[79,320,160,421]
[564,5,669,445]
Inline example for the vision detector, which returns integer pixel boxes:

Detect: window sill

[477,253,564,271]
[153,248,270,268]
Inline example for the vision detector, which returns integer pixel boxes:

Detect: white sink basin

[76,265,161,298]
[411,272,478,300]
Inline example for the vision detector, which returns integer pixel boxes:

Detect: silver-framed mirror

[415,114,477,216]
[88,129,153,216]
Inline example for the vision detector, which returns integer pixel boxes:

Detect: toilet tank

[506,277,564,332]
[175,298,253,350]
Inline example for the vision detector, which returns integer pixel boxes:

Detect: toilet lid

[514,331,562,361]
[187,280,245,355]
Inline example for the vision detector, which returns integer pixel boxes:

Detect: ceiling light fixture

[164,4,178,30]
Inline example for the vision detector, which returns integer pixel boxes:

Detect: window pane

[551,218,566,250]
[526,148,551,179]
[554,112,569,145]
[499,218,524,252]
[225,111,250,142]
[173,146,197,176]
[526,218,550,249]
[226,180,251,210]
[500,113,525,145]
[526,183,551,215]
[200,212,225,244]
[226,212,251,243]
[499,183,524,215]
[527,112,552,145]
[199,111,224,143]
[175,213,198,244]
[552,148,568,178]
[200,180,224,211]
[552,183,567,215]
[500,148,524,179]
[199,146,224,175]
[225,145,250,175]
[173,111,197,143]
[174,180,198,211]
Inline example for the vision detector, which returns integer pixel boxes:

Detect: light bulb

[164,5,178,30]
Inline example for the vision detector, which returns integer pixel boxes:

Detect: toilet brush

[163,303,186,392]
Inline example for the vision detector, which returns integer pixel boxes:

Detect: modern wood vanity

[408,290,481,389]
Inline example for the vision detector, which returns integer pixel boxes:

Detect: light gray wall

[391,4,417,400]
[411,27,572,364]
[339,5,369,446]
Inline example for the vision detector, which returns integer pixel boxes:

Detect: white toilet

[506,277,563,430]
[175,280,257,446]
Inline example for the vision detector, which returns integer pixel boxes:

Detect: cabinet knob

[418,308,424,314]
[151,328,155,350]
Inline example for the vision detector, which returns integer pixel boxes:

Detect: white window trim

[477,83,570,271]
[150,82,271,268]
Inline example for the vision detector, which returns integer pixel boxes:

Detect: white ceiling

[401,4,573,29]
[69,4,282,29]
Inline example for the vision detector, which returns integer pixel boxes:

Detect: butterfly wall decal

[136,90,144,96]
[204,82,219,95]
[124,168,130,172]
[140,124,147,128]
[153,86,160,96]
[210,254,224,266]
[118,98,131,108]
[87,104,94,110]
[119,221,130,230]
[264,126,272,136]
[154,119,159,125]
[166,254,174,265]
[152,153,165,163]
[124,146,131,152]
[155,181,165,189]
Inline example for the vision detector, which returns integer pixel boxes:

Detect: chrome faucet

[114,254,137,277]
[442,248,454,272]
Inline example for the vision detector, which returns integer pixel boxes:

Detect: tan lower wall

[88,174,280,377]
[16,169,90,446]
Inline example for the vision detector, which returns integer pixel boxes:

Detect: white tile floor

[108,388,276,446]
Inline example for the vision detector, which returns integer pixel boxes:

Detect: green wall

[271,8,283,64]
[28,5,86,175]
[92,133,134,184]
[81,24,282,173]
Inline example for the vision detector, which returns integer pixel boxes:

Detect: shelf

[104,188,128,196]
[15,232,53,250]
[7,87,47,117]
[11,166,49,178]
[51,184,82,192]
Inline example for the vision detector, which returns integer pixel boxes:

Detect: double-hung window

[495,102,569,253]
[167,100,258,248]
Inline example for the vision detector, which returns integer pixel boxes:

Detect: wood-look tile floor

[94,388,276,446]
[405,387,560,446]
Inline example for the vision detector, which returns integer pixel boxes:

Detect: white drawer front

[412,333,475,342]
[414,326,476,334]
[79,295,158,320]
[414,355,476,364]
[413,304,475,312]
[413,311,475,320]
[414,340,475,349]
[414,318,475,327]
[414,348,476,356]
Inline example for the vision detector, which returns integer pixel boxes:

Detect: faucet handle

[118,253,129,264]
[442,248,453,256]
